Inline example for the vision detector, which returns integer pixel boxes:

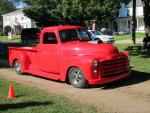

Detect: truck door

[39,32,60,74]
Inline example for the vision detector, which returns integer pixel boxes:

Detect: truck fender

[120,51,130,60]
[59,58,92,82]
[121,51,129,57]
[60,64,80,82]
[11,52,30,71]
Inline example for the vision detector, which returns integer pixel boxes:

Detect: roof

[2,9,23,16]
[42,25,84,32]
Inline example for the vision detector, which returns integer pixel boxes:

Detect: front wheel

[68,67,88,88]
[13,60,24,75]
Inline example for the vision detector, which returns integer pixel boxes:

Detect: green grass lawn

[0,78,97,113]
[115,43,150,73]
[113,32,145,41]
[0,35,21,42]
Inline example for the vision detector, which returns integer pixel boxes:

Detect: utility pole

[132,0,136,44]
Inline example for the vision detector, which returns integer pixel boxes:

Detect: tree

[23,0,120,27]
[0,0,16,14]
[60,0,120,25]
[23,0,62,27]
[132,0,136,44]
[141,0,150,34]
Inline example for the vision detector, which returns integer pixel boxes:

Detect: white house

[96,0,145,34]
[112,0,144,33]
[2,9,36,34]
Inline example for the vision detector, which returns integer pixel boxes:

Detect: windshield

[59,29,91,43]
[91,30,103,35]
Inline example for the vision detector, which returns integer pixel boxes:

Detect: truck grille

[102,58,128,78]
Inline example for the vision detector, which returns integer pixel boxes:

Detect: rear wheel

[68,67,88,88]
[13,60,24,75]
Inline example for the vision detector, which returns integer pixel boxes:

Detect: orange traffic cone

[7,84,15,99]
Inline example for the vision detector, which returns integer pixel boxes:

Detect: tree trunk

[132,0,136,44]
[142,0,150,35]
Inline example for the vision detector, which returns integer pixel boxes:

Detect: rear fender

[11,52,29,71]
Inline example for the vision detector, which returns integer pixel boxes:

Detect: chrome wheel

[68,67,88,88]
[14,60,23,75]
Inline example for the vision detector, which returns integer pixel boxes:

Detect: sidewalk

[115,38,143,44]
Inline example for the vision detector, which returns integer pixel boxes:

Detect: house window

[8,16,10,22]
[21,16,24,20]
[24,16,27,20]
[4,17,6,21]
[15,17,17,21]
[5,17,8,21]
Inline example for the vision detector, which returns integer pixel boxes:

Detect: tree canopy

[0,0,16,15]
[23,0,120,27]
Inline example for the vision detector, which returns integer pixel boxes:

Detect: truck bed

[9,46,39,69]
[0,42,37,59]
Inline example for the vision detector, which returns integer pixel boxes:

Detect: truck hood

[63,41,119,58]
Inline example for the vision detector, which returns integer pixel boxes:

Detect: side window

[43,32,57,44]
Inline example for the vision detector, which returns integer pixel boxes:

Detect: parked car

[88,30,115,43]
[9,25,130,88]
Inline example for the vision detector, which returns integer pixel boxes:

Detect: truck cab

[9,25,130,88]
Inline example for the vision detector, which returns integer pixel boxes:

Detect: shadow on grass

[101,70,150,89]
[125,45,150,57]
[0,101,52,111]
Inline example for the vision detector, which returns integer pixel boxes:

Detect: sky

[15,2,26,8]
[12,0,26,8]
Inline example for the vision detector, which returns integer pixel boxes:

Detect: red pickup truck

[9,25,130,88]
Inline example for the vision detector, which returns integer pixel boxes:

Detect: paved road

[0,59,150,113]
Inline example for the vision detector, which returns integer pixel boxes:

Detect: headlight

[93,59,99,67]
[93,59,99,76]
